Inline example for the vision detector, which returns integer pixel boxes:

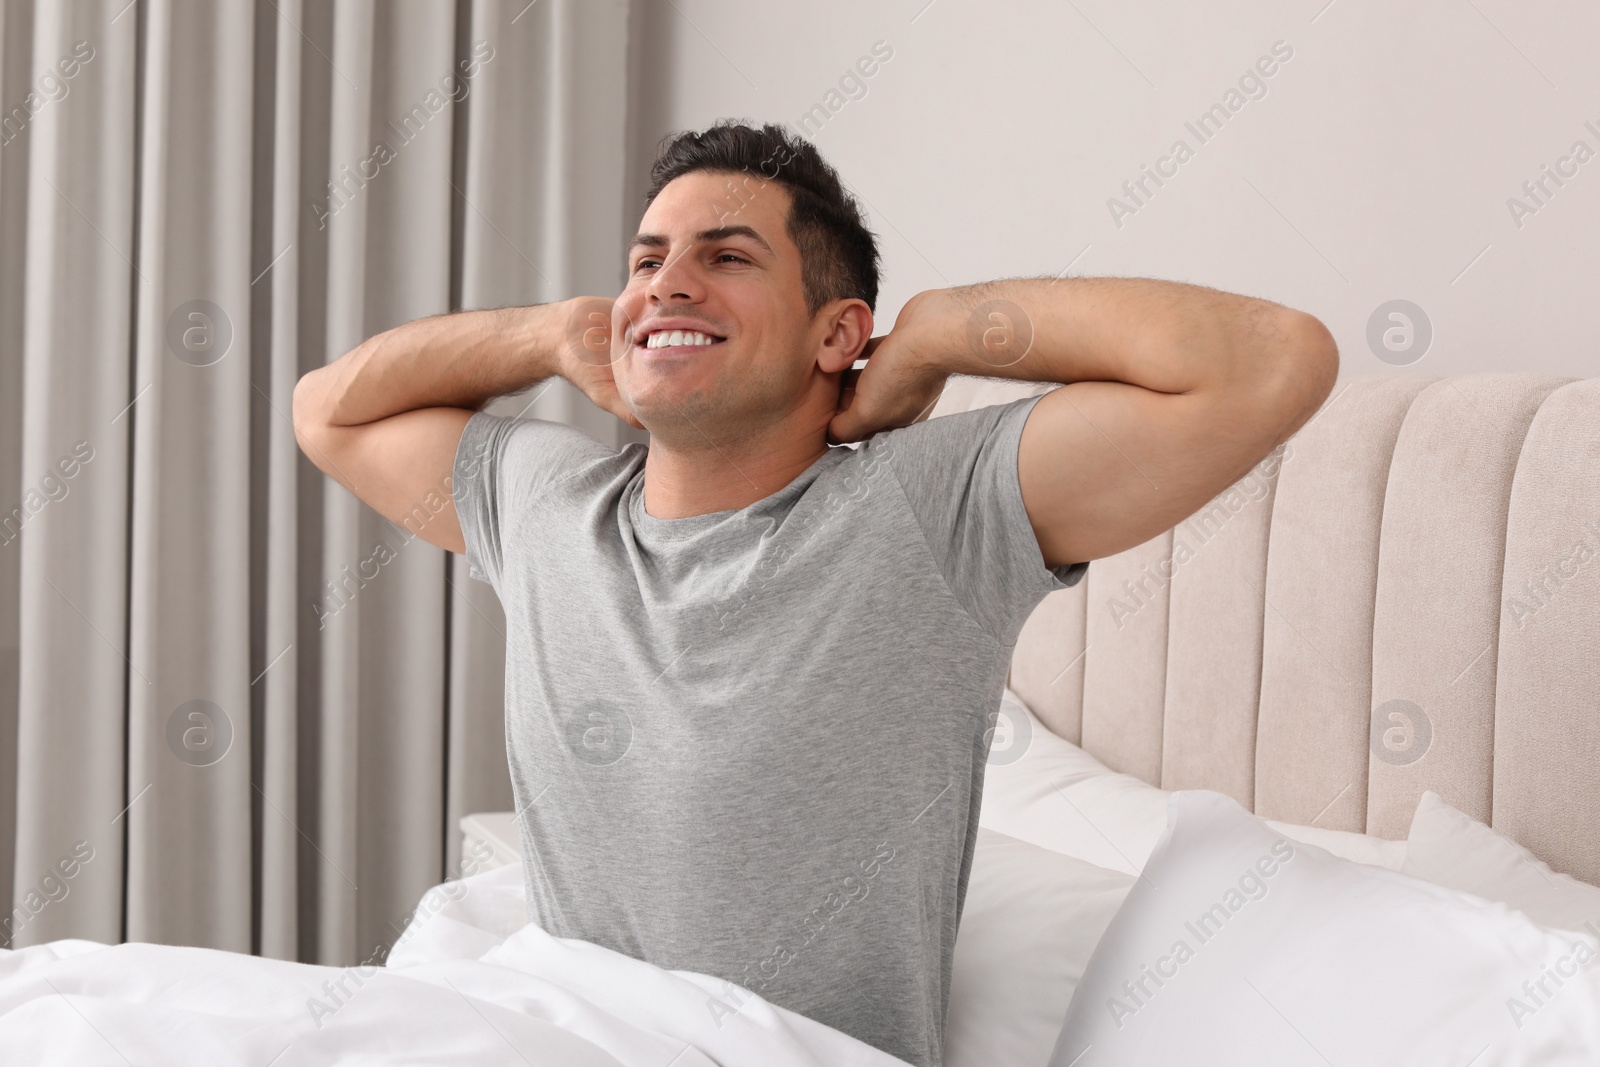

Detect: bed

[945,370,1600,1064]
[2,372,1597,1065]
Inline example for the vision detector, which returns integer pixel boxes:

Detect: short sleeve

[451,411,612,588]
[862,392,1088,646]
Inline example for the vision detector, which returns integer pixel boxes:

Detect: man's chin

[624,389,720,433]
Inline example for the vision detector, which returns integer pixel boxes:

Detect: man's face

[613,170,822,442]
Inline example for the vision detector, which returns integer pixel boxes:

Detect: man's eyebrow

[626,225,775,259]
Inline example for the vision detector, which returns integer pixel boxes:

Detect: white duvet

[0,862,913,1066]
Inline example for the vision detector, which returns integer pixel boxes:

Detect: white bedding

[0,861,911,1067]
[13,688,1560,1066]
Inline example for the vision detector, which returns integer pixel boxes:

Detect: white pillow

[983,688,1408,872]
[1049,790,1600,1066]
[1405,790,1600,936]
[946,828,1133,1067]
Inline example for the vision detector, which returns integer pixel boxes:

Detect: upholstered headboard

[931,373,1600,884]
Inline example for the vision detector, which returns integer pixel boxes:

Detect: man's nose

[647,248,704,303]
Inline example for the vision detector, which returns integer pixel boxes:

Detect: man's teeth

[646,330,719,349]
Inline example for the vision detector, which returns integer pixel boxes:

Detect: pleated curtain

[0,0,641,966]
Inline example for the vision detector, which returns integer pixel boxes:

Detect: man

[293,120,1337,1066]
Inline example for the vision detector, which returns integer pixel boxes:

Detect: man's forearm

[923,276,1330,401]
[296,299,574,429]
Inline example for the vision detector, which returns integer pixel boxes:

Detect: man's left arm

[830,277,1340,568]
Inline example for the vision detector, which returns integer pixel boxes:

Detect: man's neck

[640,431,832,519]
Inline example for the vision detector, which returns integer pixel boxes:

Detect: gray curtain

[0,0,642,967]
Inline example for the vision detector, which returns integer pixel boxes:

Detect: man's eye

[634,252,745,271]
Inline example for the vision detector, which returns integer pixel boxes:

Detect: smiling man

[292,120,1338,1066]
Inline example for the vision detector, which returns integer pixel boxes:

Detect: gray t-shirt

[453,392,1087,1067]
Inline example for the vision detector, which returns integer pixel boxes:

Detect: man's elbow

[292,370,331,458]
[1266,311,1340,435]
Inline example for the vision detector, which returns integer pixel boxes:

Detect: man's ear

[815,299,873,375]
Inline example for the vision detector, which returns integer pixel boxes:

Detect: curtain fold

[125,0,258,953]
[1,0,640,967]
[0,0,29,930]
[258,0,305,966]
[12,0,138,951]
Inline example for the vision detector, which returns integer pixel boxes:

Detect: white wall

[626,0,1599,380]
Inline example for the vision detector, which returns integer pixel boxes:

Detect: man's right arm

[291,297,634,556]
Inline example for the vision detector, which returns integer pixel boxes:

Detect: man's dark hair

[644,120,881,317]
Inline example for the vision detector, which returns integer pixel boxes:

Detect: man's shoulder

[458,411,643,502]
[463,410,627,459]
[853,390,1050,475]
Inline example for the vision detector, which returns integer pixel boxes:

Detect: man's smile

[637,329,727,353]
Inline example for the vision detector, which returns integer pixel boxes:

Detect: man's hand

[559,297,645,430]
[826,290,952,444]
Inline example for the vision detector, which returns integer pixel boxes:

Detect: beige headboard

[932,373,1600,885]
